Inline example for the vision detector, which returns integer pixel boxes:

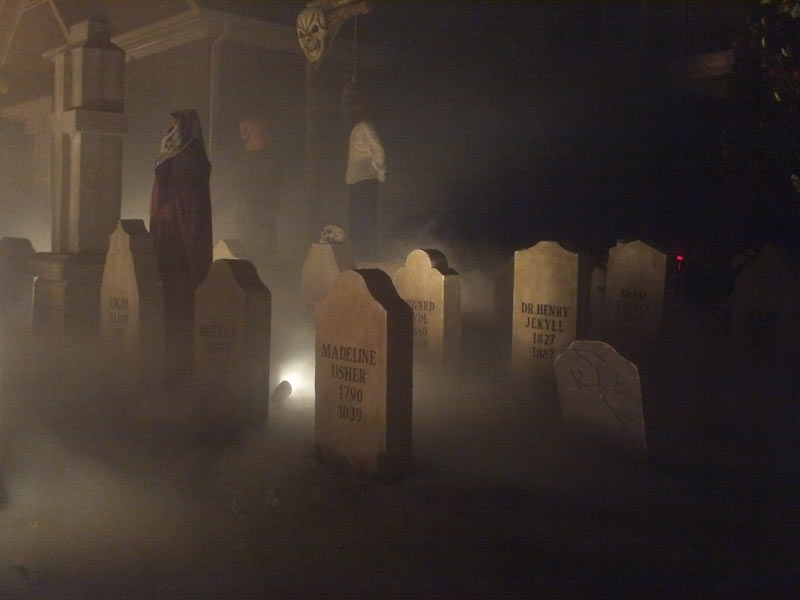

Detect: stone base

[0,237,36,338]
[30,252,105,338]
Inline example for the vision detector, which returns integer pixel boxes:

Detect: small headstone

[555,340,646,453]
[511,241,590,380]
[0,237,35,338]
[99,220,164,386]
[213,238,249,262]
[392,249,461,361]
[194,259,271,425]
[603,240,667,359]
[730,244,800,367]
[301,242,355,307]
[315,269,413,476]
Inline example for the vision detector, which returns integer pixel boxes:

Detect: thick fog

[1,2,797,598]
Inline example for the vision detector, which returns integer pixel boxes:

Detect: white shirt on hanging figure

[346,119,386,185]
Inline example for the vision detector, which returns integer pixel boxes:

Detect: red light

[676,255,684,271]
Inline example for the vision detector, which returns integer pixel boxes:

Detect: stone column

[31,21,125,338]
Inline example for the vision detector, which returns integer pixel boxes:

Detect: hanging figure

[150,109,213,384]
[343,80,386,261]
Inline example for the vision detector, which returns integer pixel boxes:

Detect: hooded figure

[150,109,212,382]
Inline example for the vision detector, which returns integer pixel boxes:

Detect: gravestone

[301,242,355,307]
[194,259,271,425]
[99,220,164,386]
[555,340,646,453]
[494,256,515,350]
[315,269,413,476]
[355,260,403,279]
[730,244,800,368]
[392,249,461,361]
[213,238,249,262]
[589,261,606,338]
[0,238,35,338]
[0,238,35,390]
[603,240,667,359]
[511,241,590,380]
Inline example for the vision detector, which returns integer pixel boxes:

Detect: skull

[297,8,328,62]
[320,224,346,244]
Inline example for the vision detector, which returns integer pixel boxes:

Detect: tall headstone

[315,269,413,476]
[193,259,271,425]
[730,244,800,368]
[511,241,590,381]
[555,340,646,453]
[31,21,125,338]
[99,220,163,386]
[0,238,34,338]
[0,238,35,388]
[301,241,355,307]
[603,240,667,360]
[392,249,461,362]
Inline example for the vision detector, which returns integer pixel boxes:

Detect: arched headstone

[511,241,590,381]
[315,269,413,476]
[730,244,800,370]
[194,259,271,425]
[392,249,461,362]
[603,240,667,360]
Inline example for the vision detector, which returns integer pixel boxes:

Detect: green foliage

[735,1,800,184]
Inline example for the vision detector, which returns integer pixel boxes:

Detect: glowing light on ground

[274,356,315,405]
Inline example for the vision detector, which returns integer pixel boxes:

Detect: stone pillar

[31,21,125,338]
[51,20,125,254]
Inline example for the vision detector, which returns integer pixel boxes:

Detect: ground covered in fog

[0,264,797,599]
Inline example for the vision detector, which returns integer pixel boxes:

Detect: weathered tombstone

[99,220,164,387]
[555,340,646,453]
[392,249,461,362]
[0,238,35,338]
[730,244,800,369]
[511,241,591,381]
[301,242,355,307]
[603,240,668,360]
[213,238,249,262]
[194,259,271,425]
[315,269,413,476]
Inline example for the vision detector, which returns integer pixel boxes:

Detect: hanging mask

[297,7,328,62]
